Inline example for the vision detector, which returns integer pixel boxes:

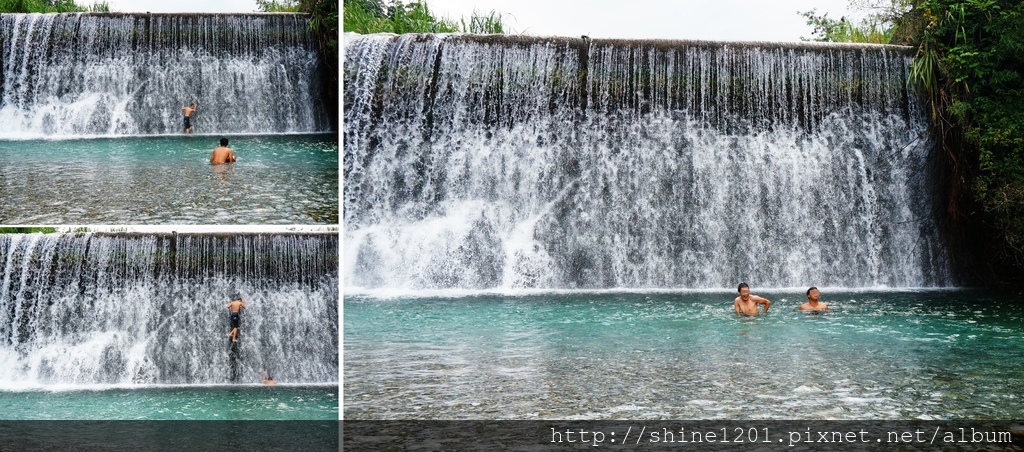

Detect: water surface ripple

[0,134,338,224]
[344,291,1024,419]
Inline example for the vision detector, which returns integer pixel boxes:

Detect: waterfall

[343,33,951,290]
[0,233,338,386]
[0,13,330,137]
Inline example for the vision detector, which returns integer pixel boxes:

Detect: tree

[342,0,505,34]
[904,0,1024,285]
[799,8,892,43]
[0,0,109,12]
[256,0,299,12]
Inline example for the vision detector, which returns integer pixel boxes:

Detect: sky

[423,0,858,42]
[104,0,262,13]
[105,0,859,42]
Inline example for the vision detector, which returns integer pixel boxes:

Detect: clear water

[0,385,338,419]
[344,290,1024,419]
[0,134,338,224]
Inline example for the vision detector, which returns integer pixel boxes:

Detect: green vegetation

[802,1,1024,285]
[0,0,108,12]
[343,0,505,34]
[256,0,299,12]
[800,9,893,43]
[908,0,1024,285]
[0,227,97,233]
[303,0,338,62]
[303,0,339,131]
[0,227,59,233]
[800,1,923,44]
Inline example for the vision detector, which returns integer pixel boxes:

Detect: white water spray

[344,34,950,290]
[0,13,329,137]
[0,233,338,386]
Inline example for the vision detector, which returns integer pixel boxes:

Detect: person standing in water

[263,370,277,385]
[734,282,771,316]
[182,103,197,134]
[798,286,829,312]
[227,296,247,342]
[210,137,237,164]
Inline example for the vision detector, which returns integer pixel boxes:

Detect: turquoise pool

[0,385,338,420]
[345,290,1024,419]
[0,134,338,224]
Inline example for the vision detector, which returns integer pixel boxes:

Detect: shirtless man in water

[227,296,247,342]
[262,370,277,386]
[182,103,197,134]
[798,287,829,312]
[734,282,771,316]
[210,137,236,164]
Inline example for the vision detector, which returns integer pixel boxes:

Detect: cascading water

[0,233,338,387]
[344,33,951,290]
[0,13,330,137]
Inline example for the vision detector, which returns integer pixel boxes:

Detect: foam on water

[344,286,967,299]
[0,381,337,392]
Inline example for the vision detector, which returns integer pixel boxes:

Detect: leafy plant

[302,0,340,130]
[257,0,339,129]
[905,0,1024,284]
[0,0,108,12]
[343,0,505,34]
[799,8,893,43]
[0,227,59,233]
[256,0,299,12]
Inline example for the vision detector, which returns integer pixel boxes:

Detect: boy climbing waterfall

[227,296,247,343]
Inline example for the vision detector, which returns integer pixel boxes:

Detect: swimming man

[182,103,197,134]
[734,282,771,316]
[227,296,247,342]
[798,287,829,311]
[210,137,237,164]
